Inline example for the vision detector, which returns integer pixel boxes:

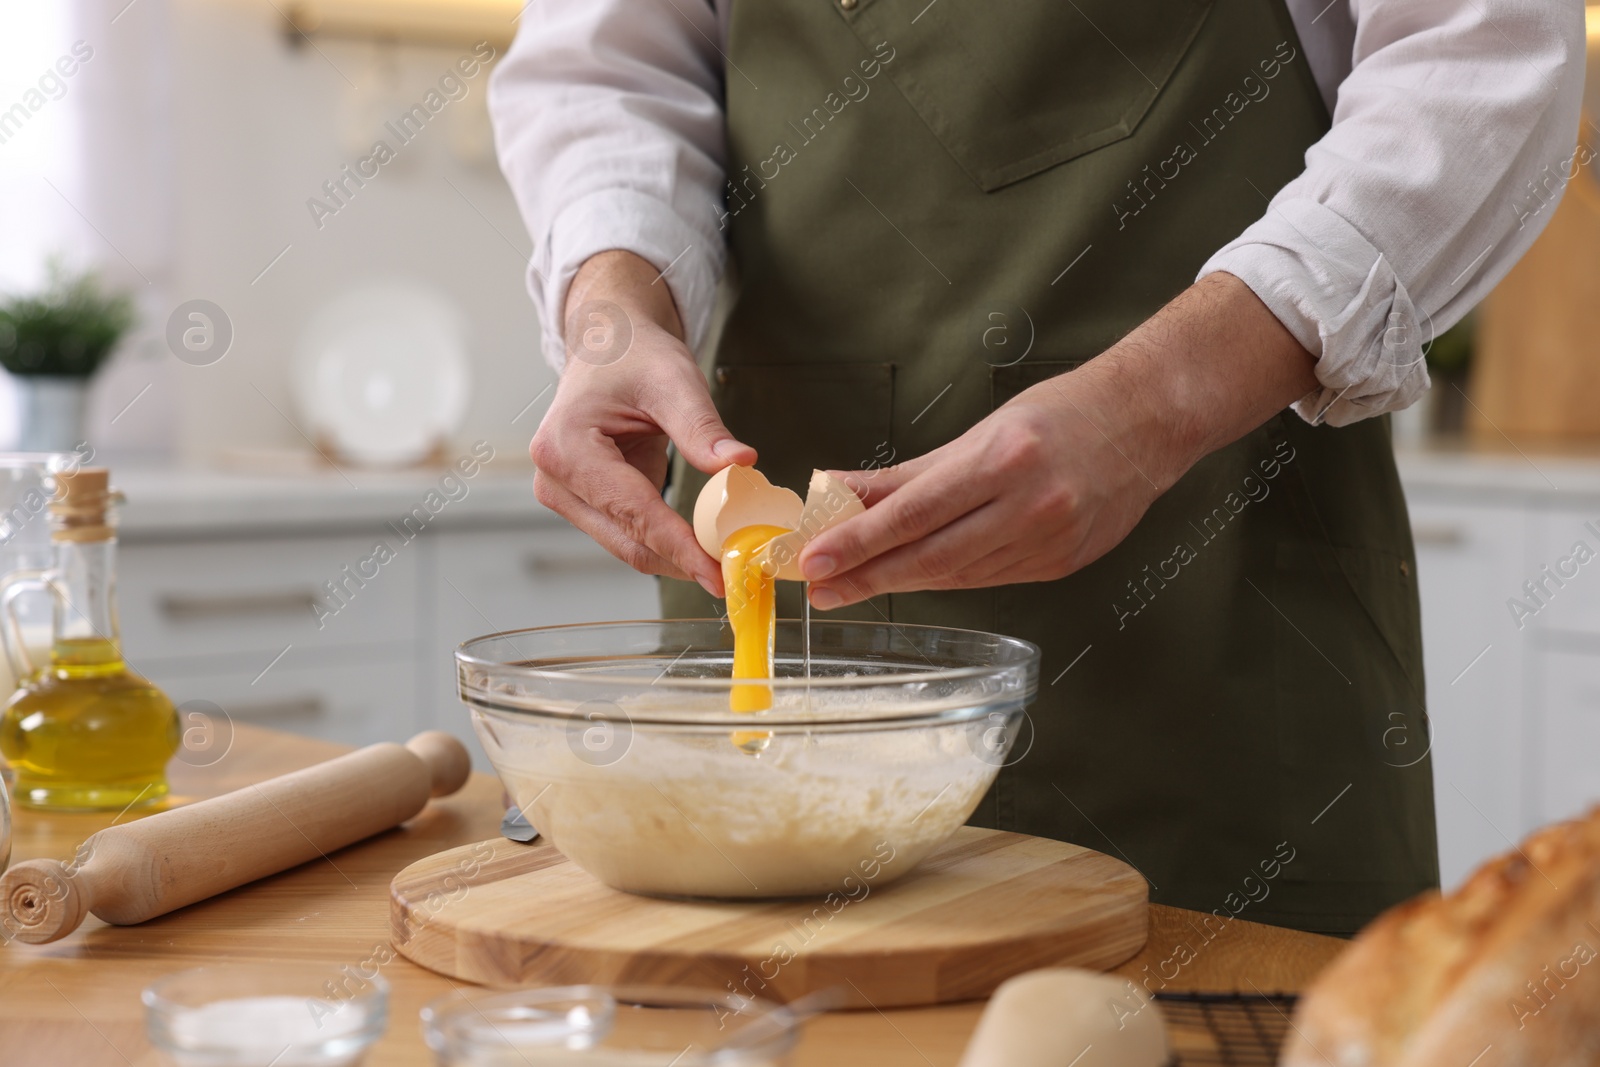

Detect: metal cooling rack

[1156,991,1300,1065]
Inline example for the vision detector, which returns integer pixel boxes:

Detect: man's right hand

[530,250,755,597]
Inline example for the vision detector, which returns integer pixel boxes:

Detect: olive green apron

[664,0,1439,935]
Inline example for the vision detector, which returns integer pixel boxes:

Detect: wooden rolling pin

[0,731,470,944]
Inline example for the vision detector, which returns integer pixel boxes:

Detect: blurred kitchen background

[0,0,659,787]
[2,0,1600,889]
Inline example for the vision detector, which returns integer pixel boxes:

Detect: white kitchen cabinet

[1403,451,1600,889]
[157,651,418,749]
[1524,507,1600,637]
[120,523,659,764]
[1532,646,1600,823]
[424,526,660,764]
[432,526,661,636]
[1523,505,1600,828]
[98,466,660,763]
[1407,498,1531,888]
[119,533,420,665]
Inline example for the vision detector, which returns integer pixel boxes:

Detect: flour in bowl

[477,696,1003,898]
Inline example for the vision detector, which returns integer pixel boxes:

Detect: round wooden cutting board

[390,827,1148,1008]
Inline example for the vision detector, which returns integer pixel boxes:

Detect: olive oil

[2,637,177,809]
[0,469,177,810]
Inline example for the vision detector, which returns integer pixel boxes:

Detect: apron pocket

[839,0,1215,191]
[712,362,895,504]
[990,360,1083,408]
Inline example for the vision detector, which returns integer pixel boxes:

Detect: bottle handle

[0,569,57,685]
[0,773,9,875]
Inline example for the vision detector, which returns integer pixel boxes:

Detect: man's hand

[798,272,1320,609]
[531,250,754,596]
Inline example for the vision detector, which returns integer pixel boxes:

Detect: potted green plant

[1424,313,1474,439]
[0,265,134,452]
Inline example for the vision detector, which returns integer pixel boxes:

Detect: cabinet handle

[158,592,320,621]
[1412,524,1466,547]
[521,553,626,578]
[222,696,325,720]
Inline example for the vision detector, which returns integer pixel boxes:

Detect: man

[489,0,1582,933]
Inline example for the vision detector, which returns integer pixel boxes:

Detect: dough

[959,968,1169,1067]
[478,685,1000,898]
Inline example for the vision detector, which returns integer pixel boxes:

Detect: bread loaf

[1280,807,1600,1067]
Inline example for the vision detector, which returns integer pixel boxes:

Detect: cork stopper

[50,468,121,543]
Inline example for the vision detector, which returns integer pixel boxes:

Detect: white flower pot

[16,376,87,453]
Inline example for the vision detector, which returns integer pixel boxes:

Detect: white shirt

[489,0,1583,427]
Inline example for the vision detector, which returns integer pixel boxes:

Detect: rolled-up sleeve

[1199,0,1584,426]
[489,0,728,371]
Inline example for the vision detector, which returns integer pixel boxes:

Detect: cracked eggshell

[693,465,804,558]
[758,469,866,581]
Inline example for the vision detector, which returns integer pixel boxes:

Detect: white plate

[292,282,470,468]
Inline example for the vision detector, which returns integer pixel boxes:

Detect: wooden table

[0,726,1346,1064]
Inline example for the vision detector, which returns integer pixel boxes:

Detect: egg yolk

[721,523,789,717]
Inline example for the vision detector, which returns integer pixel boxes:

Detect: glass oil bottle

[0,469,177,810]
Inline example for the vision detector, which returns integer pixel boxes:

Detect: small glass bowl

[143,962,388,1066]
[421,985,799,1066]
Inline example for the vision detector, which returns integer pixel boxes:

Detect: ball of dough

[958,968,1168,1067]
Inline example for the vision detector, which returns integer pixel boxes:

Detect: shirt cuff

[536,188,723,372]
[1199,198,1431,428]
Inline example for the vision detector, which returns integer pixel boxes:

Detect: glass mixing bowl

[457,619,1040,899]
